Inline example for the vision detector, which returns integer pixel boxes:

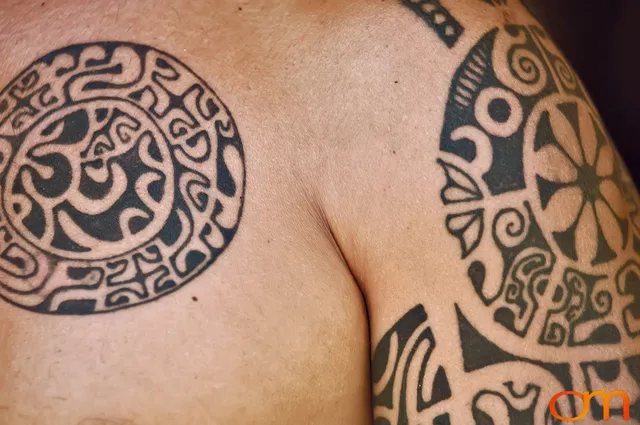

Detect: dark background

[523,0,640,184]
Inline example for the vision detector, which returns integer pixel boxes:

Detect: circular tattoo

[439,25,640,348]
[0,43,245,314]
[374,10,640,423]
[525,94,628,271]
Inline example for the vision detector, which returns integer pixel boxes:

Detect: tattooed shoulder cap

[374,2,640,421]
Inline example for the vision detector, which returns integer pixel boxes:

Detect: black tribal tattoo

[374,304,640,424]
[400,0,464,48]
[373,17,640,425]
[440,24,640,347]
[0,43,245,314]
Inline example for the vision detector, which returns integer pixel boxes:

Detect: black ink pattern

[457,305,637,423]
[472,384,542,425]
[445,209,484,259]
[373,304,640,423]
[400,0,464,48]
[438,24,640,346]
[372,306,452,425]
[580,357,640,421]
[0,43,245,314]
[384,8,640,425]
[373,305,584,424]
[457,306,572,390]
[539,268,620,346]
[617,260,640,338]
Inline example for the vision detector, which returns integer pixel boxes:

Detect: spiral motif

[493,207,530,249]
[593,289,613,315]
[504,283,520,302]
[553,58,577,91]
[492,27,549,96]
[509,47,543,85]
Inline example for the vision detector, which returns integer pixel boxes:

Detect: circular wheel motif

[0,43,245,314]
[438,25,640,350]
[525,95,628,271]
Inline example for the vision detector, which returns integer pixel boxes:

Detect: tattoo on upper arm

[373,304,640,424]
[0,43,245,314]
[373,306,454,425]
[400,0,464,48]
[374,17,640,425]
[439,24,640,346]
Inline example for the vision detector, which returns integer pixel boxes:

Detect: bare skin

[0,1,638,424]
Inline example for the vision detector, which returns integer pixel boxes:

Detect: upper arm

[322,1,640,423]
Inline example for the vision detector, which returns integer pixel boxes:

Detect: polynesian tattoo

[400,0,464,48]
[440,24,640,347]
[374,9,640,425]
[373,305,640,424]
[0,43,245,314]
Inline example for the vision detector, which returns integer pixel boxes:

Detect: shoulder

[315,1,591,284]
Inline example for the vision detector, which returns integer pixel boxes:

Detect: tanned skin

[0,1,637,424]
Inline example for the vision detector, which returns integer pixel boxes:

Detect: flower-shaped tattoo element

[532,100,629,267]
